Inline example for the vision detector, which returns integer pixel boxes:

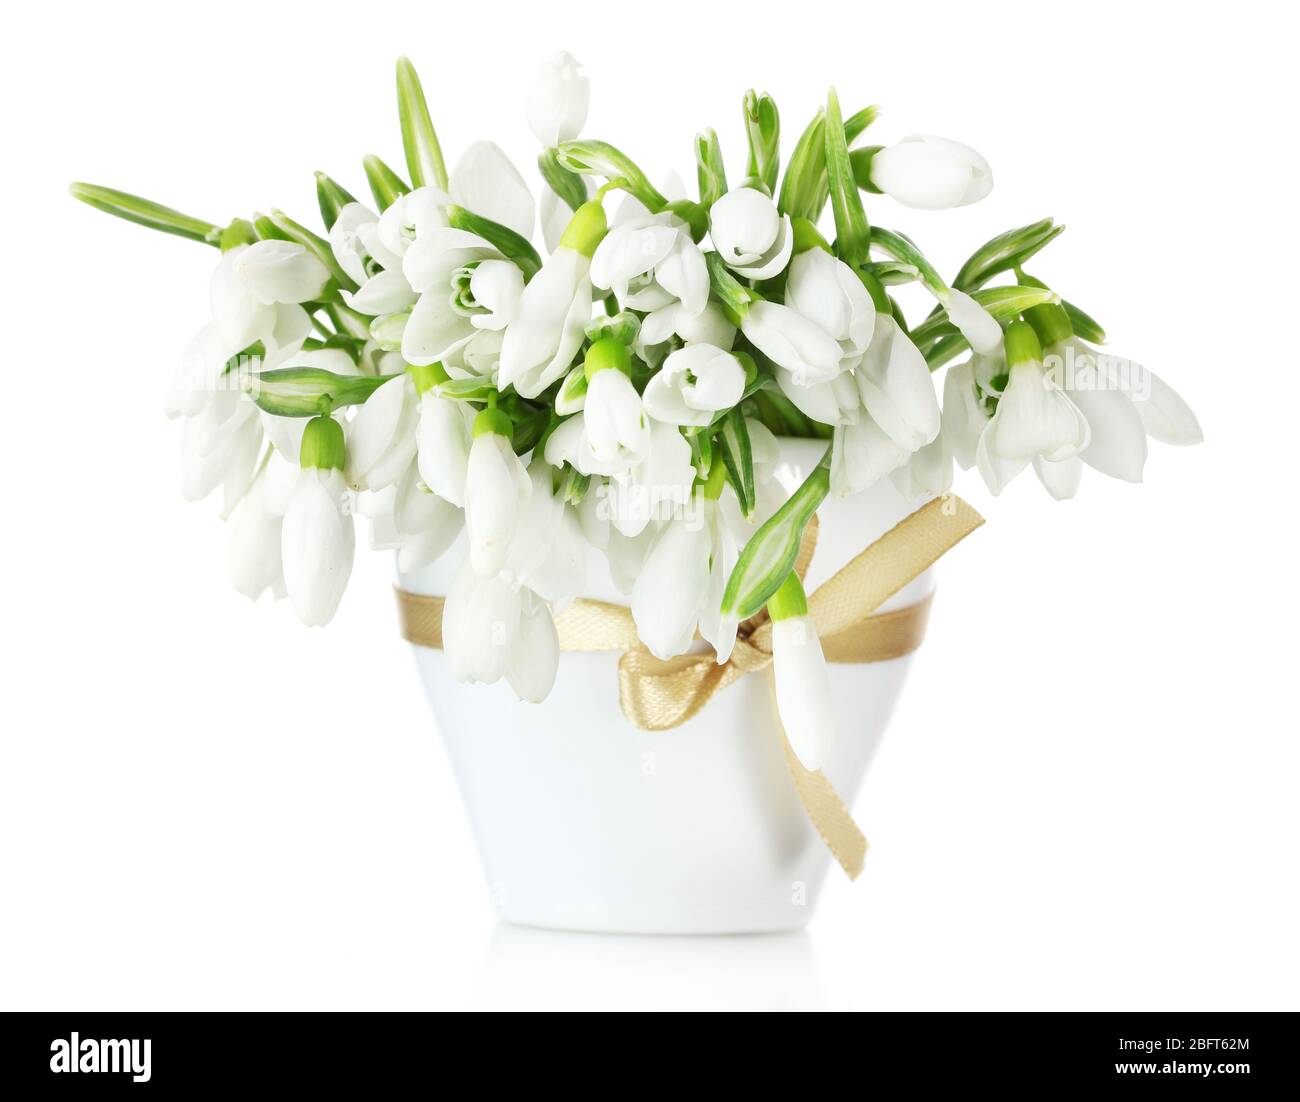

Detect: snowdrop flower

[209,243,323,353]
[632,511,713,660]
[590,211,709,320]
[390,461,463,573]
[402,230,525,367]
[742,301,844,387]
[853,314,941,452]
[830,414,911,497]
[976,321,1090,495]
[582,339,650,470]
[890,433,954,501]
[709,188,793,280]
[330,201,403,285]
[941,354,1001,470]
[464,408,531,576]
[527,51,590,147]
[784,248,876,370]
[377,186,451,259]
[442,557,559,702]
[416,385,474,507]
[228,452,297,600]
[449,141,536,240]
[768,574,834,771]
[499,461,589,607]
[869,134,992,210]
[498,201,605,398]
[638,300,737,353]
[642,343,746,426]
[346,371,420,492]
[281,416,355,626]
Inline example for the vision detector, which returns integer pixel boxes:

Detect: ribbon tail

[766,670,867,879]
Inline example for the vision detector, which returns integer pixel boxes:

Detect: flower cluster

[73,53,1200,769]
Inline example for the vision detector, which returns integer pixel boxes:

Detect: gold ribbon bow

[395,495,983,879]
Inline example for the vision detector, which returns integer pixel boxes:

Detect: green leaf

[722,452,831,618]
[68,182,220,245]
[556,140,667,212]
[245,368,392,417]
[953,218,1063,292]
[315,172,358,231]
[446,205,542,281]
[824,88,870,268]
[695,128,728,208]
[395,57,448,190]
[779,105,879,221]
[743,91,780,196]
[717,408,756,516]
[537,148,588,213]
[363,155,410,212]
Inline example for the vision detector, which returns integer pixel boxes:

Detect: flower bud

[869,134,992,210]
[527,51,590,147]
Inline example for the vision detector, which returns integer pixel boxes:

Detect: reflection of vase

[400,439,934,934]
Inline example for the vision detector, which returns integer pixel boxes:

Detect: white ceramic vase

[399,438,933,934]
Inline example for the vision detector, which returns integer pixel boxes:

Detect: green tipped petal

[396,57,448,191]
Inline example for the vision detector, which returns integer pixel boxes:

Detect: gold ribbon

[396,495,983,879]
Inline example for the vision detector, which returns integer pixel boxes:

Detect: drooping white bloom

[464,427,531,575]
[784,249,876,370]
[590,212,709,319]
[583,368,650,469]
[527,51,590,146]
[603,419,696,537]
[642,343,746,427]
[771,615,835,771]
[281,467,355,627]
[631,511,713,660]
[377,186,450,260]
[442,556,559,702]
[940,356,995,471]
[416,390,474,507]
[741,301,844,386]
[233,240,331,307]
[330,202,404,286]
[977,358,1091,495]
[869,134,993,210]
[390,461,463,573]
[497,246,593,398]
[891,432,954,501]
[227,453,297,600]
[853,314,940,451]
[830,414,911,497]
[347,373,420,491]
[1094,354,1202,446]
[708,188,794,279]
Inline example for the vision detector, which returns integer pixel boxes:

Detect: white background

[2,0,1296,1010]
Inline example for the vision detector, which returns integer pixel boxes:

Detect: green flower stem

[538,148,588,213]
[556,140,667,213]
[68,182,221,246]
[706,251,756,325]
[396,56,448,191]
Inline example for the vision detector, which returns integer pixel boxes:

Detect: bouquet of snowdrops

[72,52,1200,769]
